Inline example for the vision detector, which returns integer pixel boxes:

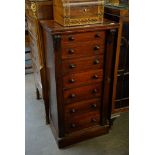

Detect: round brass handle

[68,49,74,54]
[69,79,75,83]
[91,104,97,108]
[83,8,88,12]
[93,74,99,79]
[92,89,98,94]
[69,64,76,69]
[91,118,97,123]
[70,93,76,98]
[71,123,76,128]
[94,46,100,50]
[68,36,75,41]
[70,109,76,113]
[94,59,100,64]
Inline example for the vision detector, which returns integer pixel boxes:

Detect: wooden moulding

[50,117,110,148]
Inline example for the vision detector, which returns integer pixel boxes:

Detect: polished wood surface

[53,0,104,26]
[40,20,119,147]
[63,69,103,89]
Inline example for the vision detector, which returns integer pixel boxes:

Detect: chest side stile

[42,29,65,138]
[52,34,65,137]
[101,28,117,125]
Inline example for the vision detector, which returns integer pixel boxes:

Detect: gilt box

[53,0,104,26]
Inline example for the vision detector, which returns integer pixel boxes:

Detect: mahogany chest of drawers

[53,0,104,26]
[40,20,119,148]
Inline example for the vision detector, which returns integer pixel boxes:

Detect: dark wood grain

[63,83,102,104]
[61,41,104,59]
[64,98,101,118]
[40,20,119,147]
[63,69,103,89]
[61,31,105,43]
[62,55,104,75]
[65,111,100,133]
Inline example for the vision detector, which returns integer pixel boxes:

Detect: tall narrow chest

[40,20,119,148]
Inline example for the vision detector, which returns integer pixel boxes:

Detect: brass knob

[94,59,100,64]
[92,89,98,94]
[83,8,87,12]
[70,109,76,113]
[68,36,75,41]
[94,45,100,50]
[91,118,97,123]
[68,49,74,54]
[71,123,76,128]
[69,79,75,83]
[91,104,97,108]
[93,74,99,79]
[69,64,76,69]
[70,93,76,98]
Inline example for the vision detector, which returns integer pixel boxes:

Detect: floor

[25,74,129,155]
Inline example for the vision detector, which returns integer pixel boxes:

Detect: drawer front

[61,31,105,43]
[63,83,102,104]
[65,98,101,118]
[63,69,103,89]
[62,55,104,75]
[27,16,37,39]
[62,40,104,59]
[69,4,100,18]
[65,112,100,133]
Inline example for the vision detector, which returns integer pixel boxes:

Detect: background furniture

[25,0,53,123]
[104,2,129,116]
[40,19,119,148]
[25,17,33,74]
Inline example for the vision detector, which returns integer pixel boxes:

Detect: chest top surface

[40,19,119,34]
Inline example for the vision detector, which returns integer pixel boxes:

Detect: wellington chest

[53,0,104,26]
[40,19,119,148]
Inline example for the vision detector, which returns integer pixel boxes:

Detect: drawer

[27,16,37,39]
[61,31,105,43]
[63,83,102,104]
[61,40,104,59]
[62,55,104,75]
[65,111,100,133]
[65,98,101,118]
[63,69,103,89]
